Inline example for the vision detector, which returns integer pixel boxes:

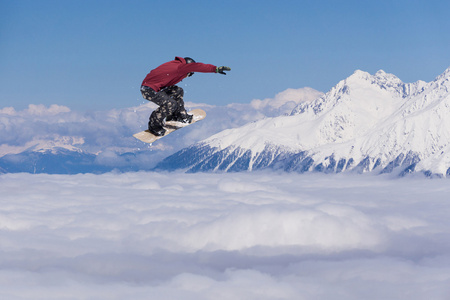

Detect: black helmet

[184,57,196,77]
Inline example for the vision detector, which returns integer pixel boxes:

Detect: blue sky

[1,0,449,110]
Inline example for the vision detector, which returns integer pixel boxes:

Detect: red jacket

[141,57,217,92]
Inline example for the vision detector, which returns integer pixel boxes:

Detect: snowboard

[133,108,206,144]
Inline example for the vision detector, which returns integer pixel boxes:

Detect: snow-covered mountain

[156,67,450,177]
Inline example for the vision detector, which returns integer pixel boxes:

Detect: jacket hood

[175,56,186,63]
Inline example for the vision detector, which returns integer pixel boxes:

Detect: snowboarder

[140,57,231,136]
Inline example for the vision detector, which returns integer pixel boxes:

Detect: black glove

[216,66,231,75]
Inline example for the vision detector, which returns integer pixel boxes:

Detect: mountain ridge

[156,67,450,177]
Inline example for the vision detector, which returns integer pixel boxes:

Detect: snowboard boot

[166,113,193,124]
[148,124,166,136]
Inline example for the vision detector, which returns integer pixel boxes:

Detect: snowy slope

[157,67,450,176]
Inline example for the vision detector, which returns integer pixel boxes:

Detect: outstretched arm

[180,63,231,75]
[180,62,216,74]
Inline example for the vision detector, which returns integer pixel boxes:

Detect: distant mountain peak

[343,69,405,97]
[349,69,371,79]
[347,69,400,83]
[435,66,450,80]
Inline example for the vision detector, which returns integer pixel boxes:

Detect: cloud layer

[1,172,449,299]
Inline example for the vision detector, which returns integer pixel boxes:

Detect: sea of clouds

[1,171,450,299]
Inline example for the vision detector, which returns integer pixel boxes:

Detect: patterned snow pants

[140,85,188,130]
